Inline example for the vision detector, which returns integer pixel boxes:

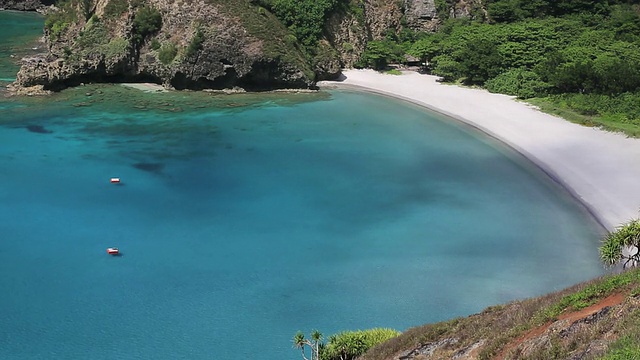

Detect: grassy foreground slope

[362,267,640,359]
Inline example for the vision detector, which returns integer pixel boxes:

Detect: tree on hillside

[458,37,503,85]
[321,328,401,360]
[293,330,323,360]
[600,219,640,269]
[132,5,162,45]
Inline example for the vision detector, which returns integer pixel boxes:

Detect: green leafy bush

[485,68,550,99]
[150,38,161,50]
[185,28,205,58]
[132,6,162,44]
[357,40,403,70]
[431,55,460,82]
[44,1,78,40]
[158,42,177,65]
[600,219,640,269]
[77,21,109,49]
[256,0,338,47]
[103,0,128,19]
[320,328,400,360]
[104,37,129,58]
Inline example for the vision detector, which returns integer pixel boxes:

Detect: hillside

[358,267,640,360]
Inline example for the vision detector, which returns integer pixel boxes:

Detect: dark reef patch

[26,125,53,134]
[133,162,165,173]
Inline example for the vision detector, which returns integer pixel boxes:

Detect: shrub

[185,28,205,58]
[431,55,461,82]
[104,37,129,58]
[158,42,178,65]
[258,0,338,47]
[485,68,550,99]
[44,1,77,40]
[358,40,403,70]
[600,219,640,269]
[103,0,128,19]
[77,21,109,49]
[132,6,162,44]
[320,328,400,360]
[150,38,161,50]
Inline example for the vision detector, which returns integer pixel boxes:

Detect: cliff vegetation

[9,0,482,93]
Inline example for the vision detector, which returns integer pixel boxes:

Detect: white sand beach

[319,69,640,231]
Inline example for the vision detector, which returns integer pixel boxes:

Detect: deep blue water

[0,11,605,360]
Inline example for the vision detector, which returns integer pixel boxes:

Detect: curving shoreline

[319,69,640,231]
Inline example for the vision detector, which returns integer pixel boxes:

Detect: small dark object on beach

[26,125,53,134]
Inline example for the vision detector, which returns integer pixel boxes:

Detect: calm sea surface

[0,11,605,360]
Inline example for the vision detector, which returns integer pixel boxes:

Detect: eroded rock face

[14,0,314,92]
[403,0,438,31]
[0,0,54,11]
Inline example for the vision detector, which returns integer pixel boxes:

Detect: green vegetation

[322,328,400,360]
[600,219,640,269]
[293,330,322,360]
[535,267,640,325]
[356,39,404,70]
[254,0,339,47]
[44,0,78,40]
[132,5,162,44]
[76,19,109,50]
[103,37,129,58]
[293,328,400,360]
[158,42,177,65]
[103,0,129,19]
[601,330,640,360]
[80,0,93,21]
[185,28,205,58]
[150,38,161,51]
[385,69,402,75]
[384,2,640,136]
[208,0,314,80]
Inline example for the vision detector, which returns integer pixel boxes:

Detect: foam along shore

[319,69,640,231]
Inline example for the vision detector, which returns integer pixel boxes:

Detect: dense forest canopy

[359,0,640,135]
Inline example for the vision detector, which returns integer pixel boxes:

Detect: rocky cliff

[0,0,54,11]
[11,0,480,93]
[14,0,319,93]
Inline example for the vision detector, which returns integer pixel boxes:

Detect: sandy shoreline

[319,69,640,231]
[121,82,167,92]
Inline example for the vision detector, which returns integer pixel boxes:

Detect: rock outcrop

[402,0,438,31]
[14,0,315,92]
[11,0,483,93]
[0,0,54,11]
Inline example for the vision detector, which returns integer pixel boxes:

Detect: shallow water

[0,12,605,360]
[0,11,43,84]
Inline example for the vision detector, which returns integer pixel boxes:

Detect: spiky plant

[600,219,640,268]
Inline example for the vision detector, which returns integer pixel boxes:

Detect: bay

[0,12,605,360]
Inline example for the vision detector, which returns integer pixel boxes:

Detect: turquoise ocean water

[0,12,605,360]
